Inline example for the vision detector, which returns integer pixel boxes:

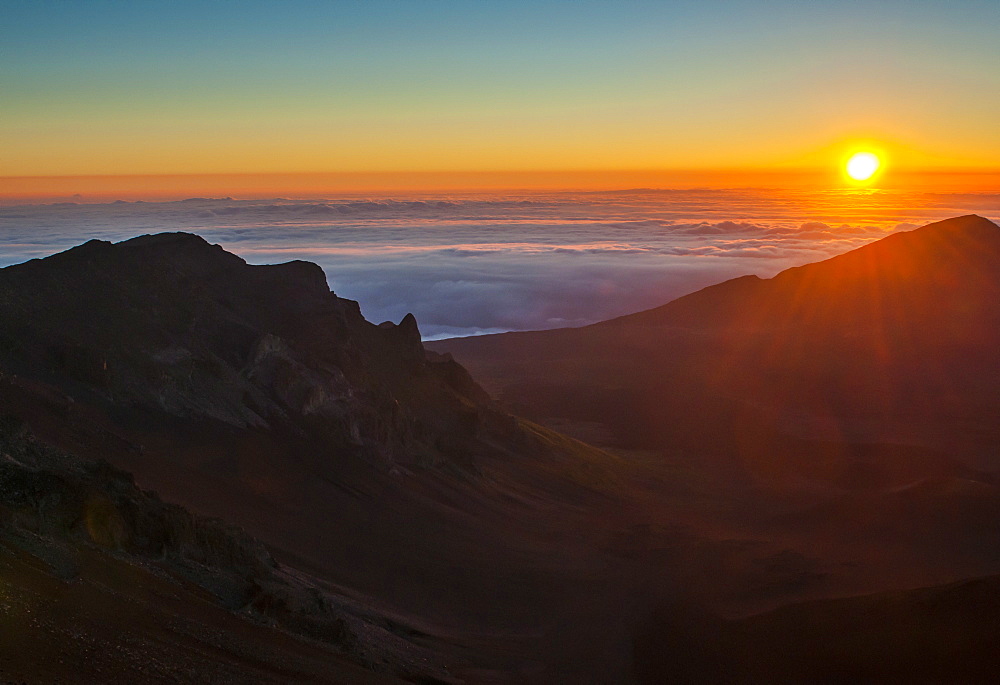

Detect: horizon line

[4,167,1000,203]
[5,167,1000,180]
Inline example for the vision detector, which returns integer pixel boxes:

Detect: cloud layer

[2,188,998,339]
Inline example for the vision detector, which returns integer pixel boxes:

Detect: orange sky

[3,2,998,200]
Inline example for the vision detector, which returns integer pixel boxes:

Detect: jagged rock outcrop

[0,232,516,470]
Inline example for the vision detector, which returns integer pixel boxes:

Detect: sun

[846,152,881,182]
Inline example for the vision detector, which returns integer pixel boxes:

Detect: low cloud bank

[1,190,997,339]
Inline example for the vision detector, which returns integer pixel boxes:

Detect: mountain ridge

[589,213,1000,332]
[430,215,1000,464]
[0,232,644,683]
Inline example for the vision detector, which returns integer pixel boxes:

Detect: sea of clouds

[2,188,998,339]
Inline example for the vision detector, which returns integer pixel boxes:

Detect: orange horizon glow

[3,167,1000,204]
[6,3,999,204]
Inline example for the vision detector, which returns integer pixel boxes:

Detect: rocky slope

[0,408,468,682]
[0,412,461,682]
[0,233,637,683]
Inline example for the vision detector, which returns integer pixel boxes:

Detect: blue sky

[3,0,999,177]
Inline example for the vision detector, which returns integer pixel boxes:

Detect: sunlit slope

[431,215,1000,470]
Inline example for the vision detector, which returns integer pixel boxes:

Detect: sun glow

[846,152,881,182]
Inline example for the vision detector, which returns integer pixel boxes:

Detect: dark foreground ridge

[0,232,633,683]
[0,231,508,466]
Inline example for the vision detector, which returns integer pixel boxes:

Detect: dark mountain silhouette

[0,233,637,682]
[0,232,507,463]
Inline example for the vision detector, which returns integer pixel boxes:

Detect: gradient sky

[3,0,999,182]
